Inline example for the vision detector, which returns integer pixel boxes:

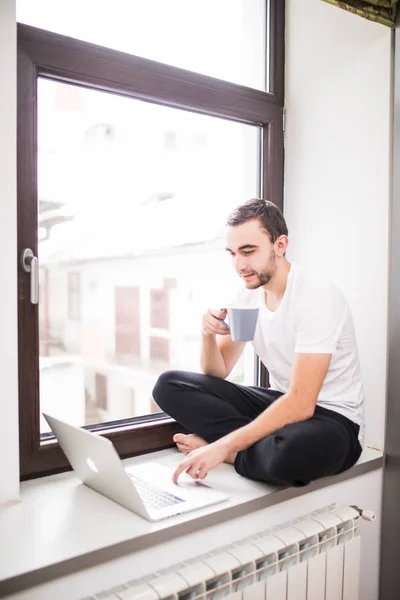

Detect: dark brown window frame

[18,1,285,480]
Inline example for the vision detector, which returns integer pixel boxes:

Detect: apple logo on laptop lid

[86,457,99,473]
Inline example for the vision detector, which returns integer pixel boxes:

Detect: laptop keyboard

[128,473,185,509]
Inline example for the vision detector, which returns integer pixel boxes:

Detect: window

[17,2,285,479]
[151,289,170,330]
[95,373,108,412]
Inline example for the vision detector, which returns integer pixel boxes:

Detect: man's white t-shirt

[236,263,365,443]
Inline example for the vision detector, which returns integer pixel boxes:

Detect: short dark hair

[226,198,288,243]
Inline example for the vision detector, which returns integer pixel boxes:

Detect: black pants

[152,370,362,487]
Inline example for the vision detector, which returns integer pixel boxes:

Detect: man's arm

[173,352,332,482]
[200,308,245,379]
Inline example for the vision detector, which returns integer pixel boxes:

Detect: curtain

[321,0,398,27]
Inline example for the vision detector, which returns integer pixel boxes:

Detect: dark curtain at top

[321,0,398,26]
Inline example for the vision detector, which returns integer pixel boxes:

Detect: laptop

[43,413,228,522]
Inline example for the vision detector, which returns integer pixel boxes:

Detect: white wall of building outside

[40,248,252,427]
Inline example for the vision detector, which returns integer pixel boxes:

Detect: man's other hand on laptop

[172,439,234,484]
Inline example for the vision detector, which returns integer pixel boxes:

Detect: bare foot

[173,433,207,453]
[173,433,238,465]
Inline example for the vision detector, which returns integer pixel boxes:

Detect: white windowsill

[0,446,383,597]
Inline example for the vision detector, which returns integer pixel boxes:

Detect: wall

[0,0,19,504]
[285,0,393,450]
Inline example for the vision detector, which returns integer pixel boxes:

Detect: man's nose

[235,256,248,272]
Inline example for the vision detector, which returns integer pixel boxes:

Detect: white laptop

[43,413,228,522]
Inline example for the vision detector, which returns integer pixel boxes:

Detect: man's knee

[266,447,306,486]
[152,369,199,412]
[266,431,325,485]
[237,434,309,486]
[152,370,180,411]
[263,429,343,486]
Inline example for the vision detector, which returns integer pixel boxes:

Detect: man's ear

[275,235,289,257]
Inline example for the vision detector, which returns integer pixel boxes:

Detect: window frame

[18,1,285,480]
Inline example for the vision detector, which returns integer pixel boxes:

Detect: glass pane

[37,79,260,433]
[17,0,267,91]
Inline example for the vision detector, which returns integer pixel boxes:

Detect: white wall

[0,0,19,504]
[285,0,392,450]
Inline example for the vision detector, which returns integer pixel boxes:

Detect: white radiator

[85,504,374,600]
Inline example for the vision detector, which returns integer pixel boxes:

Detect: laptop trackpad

[126,462,218,498]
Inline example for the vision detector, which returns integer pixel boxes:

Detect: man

[152,198,364,486]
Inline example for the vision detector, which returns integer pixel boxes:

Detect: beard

[243,251,277,290]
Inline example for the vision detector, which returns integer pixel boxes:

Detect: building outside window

[67,272,81,320]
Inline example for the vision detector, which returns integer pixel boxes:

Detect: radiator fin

[326,543,344,600]
[287,561,307,600]
[342,536,361,600]
[265,570,287,599]
[306,552,326,600]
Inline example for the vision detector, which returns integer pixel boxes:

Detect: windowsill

[0,446,383,597]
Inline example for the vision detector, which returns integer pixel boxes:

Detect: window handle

[20,248,39,305]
